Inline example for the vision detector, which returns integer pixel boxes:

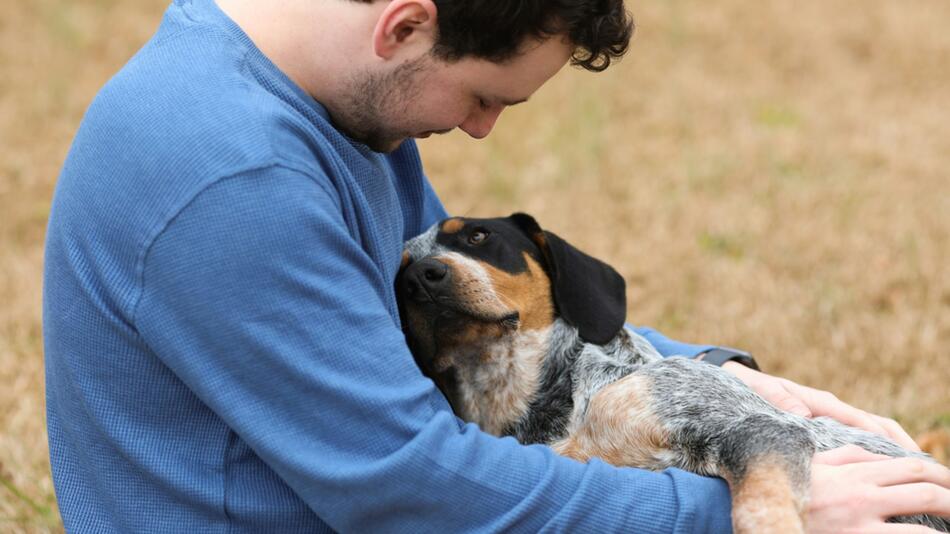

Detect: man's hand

[808,445,950,532]
[721,361,921,451]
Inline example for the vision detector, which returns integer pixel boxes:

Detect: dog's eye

[468,229,490,245]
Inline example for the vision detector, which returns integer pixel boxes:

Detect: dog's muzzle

[401,257,451,304]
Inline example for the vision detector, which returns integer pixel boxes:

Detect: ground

[1,0,947,531]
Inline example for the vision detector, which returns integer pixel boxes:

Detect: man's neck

[214,0,378,107]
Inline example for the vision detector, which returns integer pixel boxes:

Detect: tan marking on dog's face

[400,250,411,269]
[437,253,514,323]
[441,218,465,234]
[552,374,671,470]
[482,253,554,331]
[729,460,806,534]
[437,251,553,334]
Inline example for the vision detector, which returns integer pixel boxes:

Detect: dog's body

[397,214,949,533]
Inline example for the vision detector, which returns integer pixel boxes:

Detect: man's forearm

[629,325,716,358]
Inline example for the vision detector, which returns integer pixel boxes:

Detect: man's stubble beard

[332,55,430,153]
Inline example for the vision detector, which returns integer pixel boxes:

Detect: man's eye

[468,229,490,245]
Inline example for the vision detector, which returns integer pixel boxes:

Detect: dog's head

[396,213,626,432]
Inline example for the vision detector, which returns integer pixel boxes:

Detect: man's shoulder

[50,20,343,302]
[69,17,342,208]
[90,25,276,168]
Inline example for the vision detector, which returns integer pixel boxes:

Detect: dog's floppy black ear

[509,213,626,345]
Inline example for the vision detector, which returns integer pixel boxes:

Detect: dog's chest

[454,328,551,436]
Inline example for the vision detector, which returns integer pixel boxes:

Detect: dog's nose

[403,258,450,301]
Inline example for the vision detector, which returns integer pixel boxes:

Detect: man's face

[333,36,574,153]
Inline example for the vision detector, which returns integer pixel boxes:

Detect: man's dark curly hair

[357,0,634,72]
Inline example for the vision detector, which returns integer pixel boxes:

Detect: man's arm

[134,166,732,533]
[629,325,716,358]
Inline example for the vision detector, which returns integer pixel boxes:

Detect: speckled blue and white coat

[399,215,949,534]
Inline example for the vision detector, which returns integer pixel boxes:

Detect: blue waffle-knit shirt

[43,0,733,531]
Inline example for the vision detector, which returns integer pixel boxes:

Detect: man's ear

[509,213,627,345]
[372,0,438,60]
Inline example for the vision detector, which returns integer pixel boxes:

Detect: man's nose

[459,106,503,139]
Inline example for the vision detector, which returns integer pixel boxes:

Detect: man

[43,0,950,531]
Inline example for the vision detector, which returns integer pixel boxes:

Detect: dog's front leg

[717,413,815,534]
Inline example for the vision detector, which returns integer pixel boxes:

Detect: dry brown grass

[1,0,948,530]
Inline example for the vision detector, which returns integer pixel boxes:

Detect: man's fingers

[864,457,950,489]
[876,483,950,519]
[791,382,891,434]
[813,444,890,466]
[811,396,883,434]
[725,366,814,418]
[873,414,922,452]
[765,382,812,418]
[794,382,922,452]
[775,379,921,453]
[732,369,921,455]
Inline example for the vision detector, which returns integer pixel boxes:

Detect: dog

[396,213,949,533]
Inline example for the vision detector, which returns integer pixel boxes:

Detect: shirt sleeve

[629,325,717,358]
[134,165,733,534]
